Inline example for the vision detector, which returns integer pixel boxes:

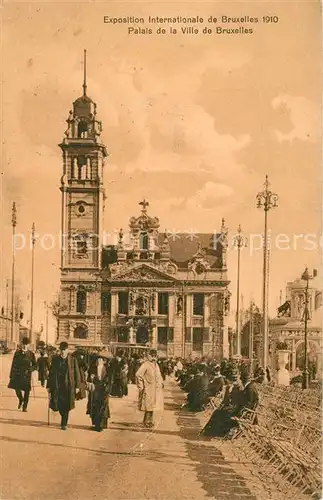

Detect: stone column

[151,323,157,349]
[276,350,290,386]
[222,315,229,359]
[204,294,210,327]
[186,294,192,327]
[292,339,297,373]
[111,292,118,325]
[168,293,175,326]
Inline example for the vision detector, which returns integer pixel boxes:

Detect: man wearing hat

[136,349,164,428]
[87,349,114,432]
[8,337,37,412]
[208,365,224,398]
[186,364,210,412]
[47,342,82,430]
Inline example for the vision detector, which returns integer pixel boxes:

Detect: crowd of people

[8,338,166,432]
[8,337,270,438]
[173,357,268,438]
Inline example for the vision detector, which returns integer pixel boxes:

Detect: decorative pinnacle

[83,49,87,96]
[139,199,149,213]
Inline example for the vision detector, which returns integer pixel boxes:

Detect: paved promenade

[0,354,280,500]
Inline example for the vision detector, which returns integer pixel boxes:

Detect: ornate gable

[107,263,178,283]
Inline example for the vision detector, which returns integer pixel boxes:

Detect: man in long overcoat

[8,337,37,411]
[186,364,210,412]
[136,349,164,428]
[47,342,82,430]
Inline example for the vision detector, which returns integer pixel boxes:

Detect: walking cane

[47,391,51,426]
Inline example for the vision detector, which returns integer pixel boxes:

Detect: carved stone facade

[56,85,230,358]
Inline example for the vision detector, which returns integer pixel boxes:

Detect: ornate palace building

[56,67,231,358]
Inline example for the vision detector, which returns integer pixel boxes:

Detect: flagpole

[11,202,17,344]
[6,279,9,343]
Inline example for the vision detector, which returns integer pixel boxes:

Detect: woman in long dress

[87,350,114,432]
[136,349,164,428]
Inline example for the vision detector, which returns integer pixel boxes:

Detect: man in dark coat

[110,351,127,397]
[47,342,82,430]
[240,376,259,411]
[8,337,37,411]
[186,364,210,412]
[37,351,51,387]
[208,365,224,397]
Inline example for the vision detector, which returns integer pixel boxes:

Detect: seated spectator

[186,364,210,412]
[201,370,244,437]
[208,365,224,398]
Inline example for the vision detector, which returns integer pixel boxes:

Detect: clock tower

[57,51,107,346]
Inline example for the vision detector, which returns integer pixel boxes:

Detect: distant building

[0,313,20,347]
[270,278,322,375]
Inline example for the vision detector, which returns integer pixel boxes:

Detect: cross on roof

[139,199,149,212]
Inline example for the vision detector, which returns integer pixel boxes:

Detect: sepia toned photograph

[0,1,321,499]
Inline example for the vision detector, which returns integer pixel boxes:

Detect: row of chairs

[231,386,322,498]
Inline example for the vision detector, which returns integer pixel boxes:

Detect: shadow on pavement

[0,417,90,431]
[172,387,258,500]
[0,435,188,466]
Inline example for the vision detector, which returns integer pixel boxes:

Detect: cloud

[186,181,234,210]
[272,95,320,143]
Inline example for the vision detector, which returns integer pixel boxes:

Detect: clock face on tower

[74,201,87,217]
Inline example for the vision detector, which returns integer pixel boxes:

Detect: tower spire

[83,49,87,96]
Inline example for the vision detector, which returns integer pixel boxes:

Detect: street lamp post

[11,202,17,344]
[44,301,49,345]
[30,223,36,346]
[233,225,247,357]
[256,175,278,369]
[249,301,255,376]
[301,267,313,389]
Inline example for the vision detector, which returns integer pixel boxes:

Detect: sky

[0,0,321,342]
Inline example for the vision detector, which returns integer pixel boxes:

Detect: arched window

[77,156,86,180]
[74,325,88,339]
[76,289,86,313]
[140,232,148,250]
[77,120,88,138]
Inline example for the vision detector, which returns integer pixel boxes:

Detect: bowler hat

[59,341,69,351]
[22,337,30,346]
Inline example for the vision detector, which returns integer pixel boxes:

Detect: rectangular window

[118,292,129,315]
[167,327,174,342]
[158,293,169,315]
[193,294,204,316]
[157,327,168,345]
[76,290,86,313]
[185,327,192,342]
[117,326,128,343]
[193,328,203,351]
[101,293,111,314]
